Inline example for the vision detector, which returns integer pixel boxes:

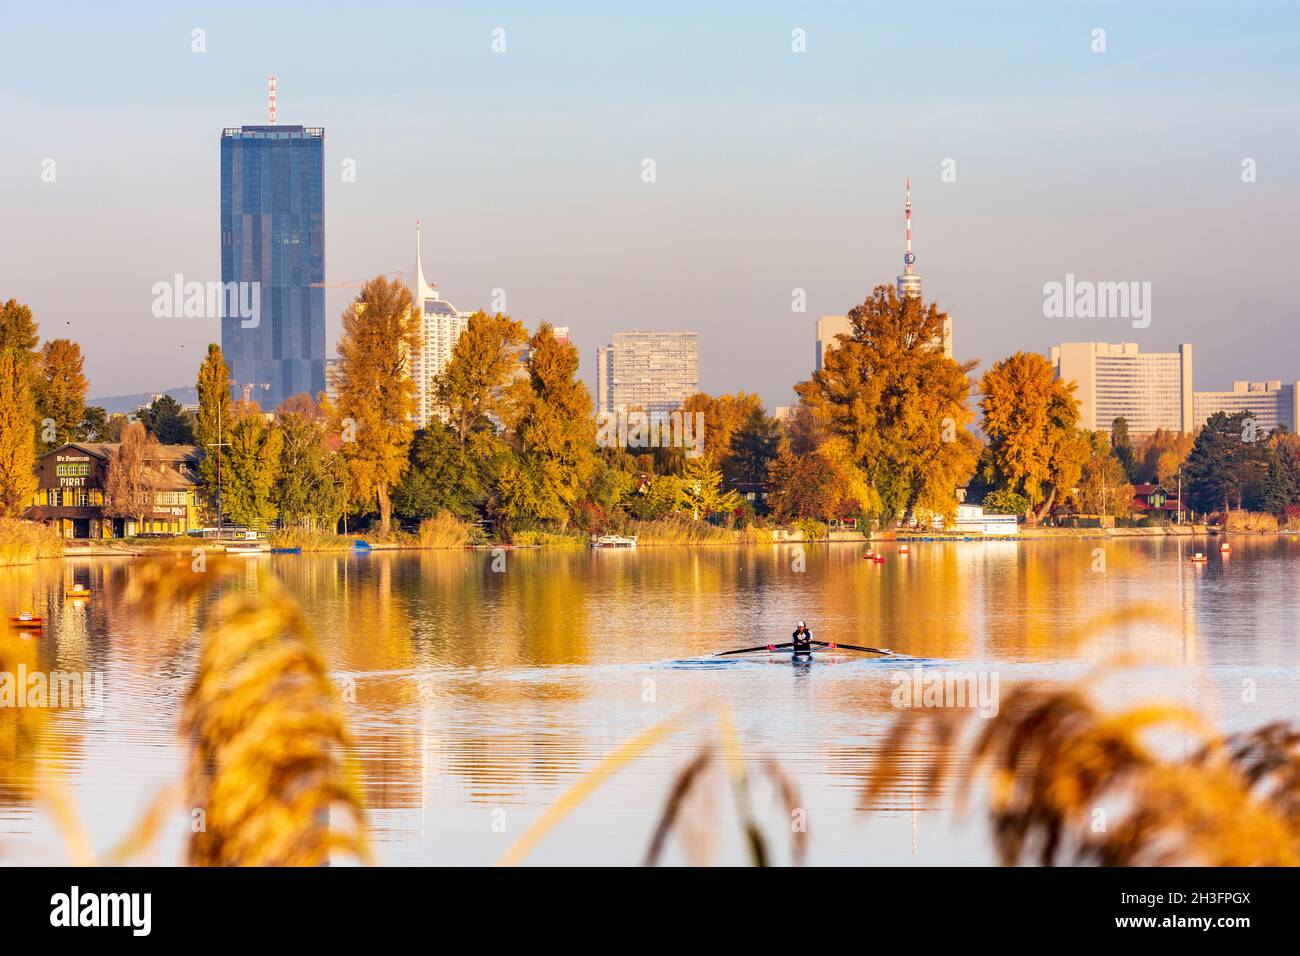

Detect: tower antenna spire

[268,75,277,125]
[905,176,913,259]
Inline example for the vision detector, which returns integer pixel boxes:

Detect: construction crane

[309,271,406,290]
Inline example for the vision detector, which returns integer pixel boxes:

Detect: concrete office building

[596,331,698,415]
[1194,380,1299,433]
[1050,341,1194,435]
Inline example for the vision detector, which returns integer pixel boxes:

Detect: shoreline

[30,522,1296,563]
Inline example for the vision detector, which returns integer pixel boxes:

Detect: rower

[791,621,813,657]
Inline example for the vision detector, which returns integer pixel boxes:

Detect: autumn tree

[0,349,38,516]
[329,276,421,536]
[0,300,39,357]
[33,339,87,449]
[767,451,850,521]
[222,403,282,530]
[980,351,1089,522]
[1073,432,1134,518]
[677,391,764,475]
[195,344,233,521]
[104,421,160,530]
[436,310,527,446]
[495,324,597,530]
[1134,428,1195,485]
[679,454,742,521]
[797,285,978,525]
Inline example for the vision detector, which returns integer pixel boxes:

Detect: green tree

[1184,411,1270,514]
[797,285,977,525]
[223,404,282,530]
[1110,417,1137,482]
[0,349,38,516]
[328,277,421,536]
[981,489,1029,515]
[436,310,527,446]
[78,405,109,442]
[195,344,234,522]
[274,412,346,530]
[393,423,484,521]
[140,394,195,445]
[1259,444,1300,516]
[727,406,783,484]
[980,351,1089,522]
[628,473,683,520]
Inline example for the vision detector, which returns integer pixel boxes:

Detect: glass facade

[220,125,325,409]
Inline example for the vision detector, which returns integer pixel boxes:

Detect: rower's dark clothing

[791,627,813,655]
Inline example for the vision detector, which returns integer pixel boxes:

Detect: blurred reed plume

[126,557,369,866]
[864,673,1300,866]
[498,704,805,866]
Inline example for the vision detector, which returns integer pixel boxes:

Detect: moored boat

[591,534,637,548]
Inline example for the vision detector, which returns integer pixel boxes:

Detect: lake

[1,536,1297,865]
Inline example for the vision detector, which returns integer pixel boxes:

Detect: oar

[714,641,796,657]
[812,640,893,656]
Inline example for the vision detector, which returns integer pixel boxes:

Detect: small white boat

[591,534,638,548]
[224,543,268,555]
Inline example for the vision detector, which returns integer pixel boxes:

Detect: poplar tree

[0,349,38,516]
[35,339,88,449]
[329,276,420,536]
[195,343,233,520]
[222,403,282,530]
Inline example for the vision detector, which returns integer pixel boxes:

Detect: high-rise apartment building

[220,79,324,409]
[409,222,473,427]
[1194,381,1299,434]
[1050,342,1194,435]
[596,332,698,415]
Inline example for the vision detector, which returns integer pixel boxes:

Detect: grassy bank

[0,519,64,566]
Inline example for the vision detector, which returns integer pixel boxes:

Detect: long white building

[1050,341,1194,435]
[1194,380,1299,433]
[409,222,473,427]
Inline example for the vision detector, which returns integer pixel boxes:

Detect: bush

[267,527,352,551]
[982,489,1029,515]
[0,519,63,566]
[1223,510,1278,533]
[417,512,473,549]
[794,517,827,542]
[510,529,587,548]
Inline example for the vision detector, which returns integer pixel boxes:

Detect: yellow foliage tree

[0,349,38,517]
[328,276,420,536]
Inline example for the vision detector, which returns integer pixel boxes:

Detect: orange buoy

[1189,552,1207,563]
[899,544,910,554]
[9,612,43,629]
[1219,542,1231,552]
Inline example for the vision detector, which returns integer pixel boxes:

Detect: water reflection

[0,536,1296,864]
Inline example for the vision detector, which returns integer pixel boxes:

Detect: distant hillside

[88,386,200,415]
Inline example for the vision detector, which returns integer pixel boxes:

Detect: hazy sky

[2,1,1298,410]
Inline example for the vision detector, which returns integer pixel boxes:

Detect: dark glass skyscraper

[220,124,325,408]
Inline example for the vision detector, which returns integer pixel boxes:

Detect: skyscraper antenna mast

[268,74,277,125]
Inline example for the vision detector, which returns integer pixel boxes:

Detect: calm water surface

[2,537,1297,865]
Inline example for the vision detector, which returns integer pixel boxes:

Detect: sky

[1,1,1298,410]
